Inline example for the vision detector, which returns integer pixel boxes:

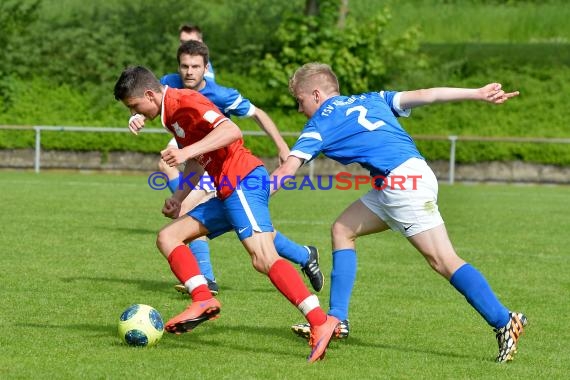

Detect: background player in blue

[131,40,321,295]
[160,40,290,163]
[178,24,215,81]
[270,62,527,363]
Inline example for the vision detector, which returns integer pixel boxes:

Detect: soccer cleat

[165,298,221,334]
[494,311,528,363]
[307,315,340,363]
[292,319,350,340]
[206,279,219,296]
[302,246,324,292]
[174,279,219,296]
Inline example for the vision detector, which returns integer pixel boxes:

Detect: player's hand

[128,114,145,135]
[162,197,181,219]
[161,147,190,167]
[479,83,520,104]
[278,149,290,165]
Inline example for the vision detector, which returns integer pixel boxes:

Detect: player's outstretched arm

[269,156,303,195]
[251,107,291,164]
[399,83,519,109]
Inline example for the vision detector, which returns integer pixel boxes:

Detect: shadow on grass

[160,323,306,359]
[160,322,477,361]
[21,322,112,333]
[60,275,278,297]
[95,225,158,235]
[14,320,479,361]
[61,275,172,293]
[339,336,475,360]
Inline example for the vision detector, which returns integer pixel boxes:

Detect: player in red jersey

[113,66,338,362]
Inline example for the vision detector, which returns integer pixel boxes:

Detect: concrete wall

[1,148,569,184]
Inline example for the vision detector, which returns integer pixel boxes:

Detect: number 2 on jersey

[346,105,385,131]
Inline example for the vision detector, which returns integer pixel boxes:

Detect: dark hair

[113,66,161,101]
[178,24,202,38]
[177,40,209,67]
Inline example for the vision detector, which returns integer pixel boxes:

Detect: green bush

[1,0,569,165]
[254,1,427,107]
[1,62,570,164]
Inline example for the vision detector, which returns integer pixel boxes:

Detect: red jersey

[161,87,264,199]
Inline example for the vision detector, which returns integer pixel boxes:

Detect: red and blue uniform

[161,86,272,240]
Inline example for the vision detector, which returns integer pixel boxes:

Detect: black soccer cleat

[302,246,324,292]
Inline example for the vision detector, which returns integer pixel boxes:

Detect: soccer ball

[118,304,164,347]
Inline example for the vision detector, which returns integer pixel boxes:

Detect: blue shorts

[187,166,274,241]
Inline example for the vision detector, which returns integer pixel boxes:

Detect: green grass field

[1,170,568,379]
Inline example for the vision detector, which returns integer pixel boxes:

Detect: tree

[337,0,349,28]
[305,0,319,16]
[256,0,427,106]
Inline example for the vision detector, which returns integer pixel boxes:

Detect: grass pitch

[0,170,568,379]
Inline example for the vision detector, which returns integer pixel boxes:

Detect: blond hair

[288,62,340,97]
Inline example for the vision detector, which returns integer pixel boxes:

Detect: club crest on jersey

[196,154,212,168]
[171,122,185,138]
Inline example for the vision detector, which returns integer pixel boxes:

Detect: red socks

[268,259,326,326]
[167,245,211,301]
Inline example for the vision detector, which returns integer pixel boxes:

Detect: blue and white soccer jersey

[159,76,256,119]
[199,79,256,118]
[187,166,274,241]
[160,74,184,89]
[289,91,444,236]
[290,91,421,176]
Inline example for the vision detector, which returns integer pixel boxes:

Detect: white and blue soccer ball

[118,304,164,347]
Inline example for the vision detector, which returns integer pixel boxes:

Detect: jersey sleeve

[215,85,254,117]
[167,137,178,148]
[289,122,323,164]
[160,73,184,89]
[378,90,411,118]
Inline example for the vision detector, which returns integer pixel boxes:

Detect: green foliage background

[0,0,569,164]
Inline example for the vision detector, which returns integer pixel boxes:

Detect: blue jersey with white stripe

[160,75,254,118]
[290,91,423,177]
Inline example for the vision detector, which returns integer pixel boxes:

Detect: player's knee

[250,257,269,274]
[423,254,449,277]
[331,221,356,242]
[250,253,276,274]
[155,230,171,257]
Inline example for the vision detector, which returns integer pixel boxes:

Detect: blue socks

[325,254,509,326]
[329,249,357,321]
[167,176,180,193]
[189,239,214,282]
[450,263,510,329]
[273,231,309,266]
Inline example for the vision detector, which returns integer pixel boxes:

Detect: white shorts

[359,158,444,237]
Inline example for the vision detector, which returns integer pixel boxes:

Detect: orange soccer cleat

[165,298,221,334]
[307,315,340,363]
